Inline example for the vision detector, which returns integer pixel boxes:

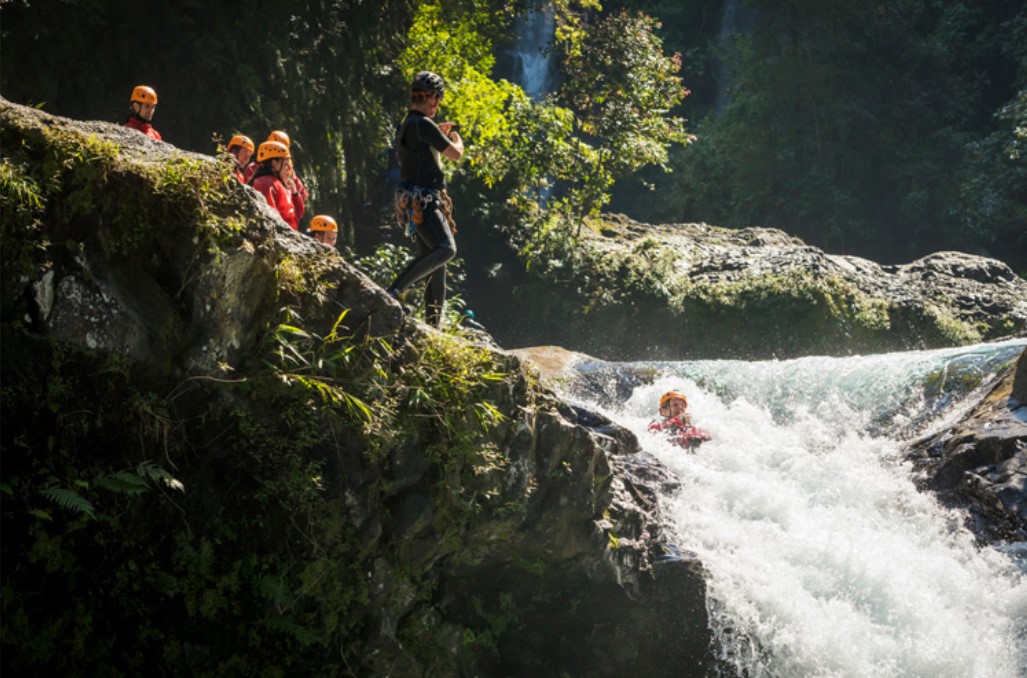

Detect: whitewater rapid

[588,340,1027,678]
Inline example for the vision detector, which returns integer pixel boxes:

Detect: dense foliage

[0,110,531,673]
[2,0,1021,272]
[610,0,1027,271]
[1,0,691,246]
[0,0,419,239]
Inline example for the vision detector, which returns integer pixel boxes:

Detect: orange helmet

[659,390,688,411]
[227,134,255,152]
[310,215,338,232]
[267,130,291,147]
[257,140,290,162]
[131,85,158,104]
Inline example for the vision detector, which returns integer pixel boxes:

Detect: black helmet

[411,71,445,96]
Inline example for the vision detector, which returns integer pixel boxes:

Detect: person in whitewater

[648,390,711,450]
[385,70,464,327]
[124,85,162,140]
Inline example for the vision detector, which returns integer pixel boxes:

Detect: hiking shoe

[386,288,412,315]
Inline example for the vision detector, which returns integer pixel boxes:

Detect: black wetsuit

[388,110,456,327]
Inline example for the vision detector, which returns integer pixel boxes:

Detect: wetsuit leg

[423,257,447,326]
[388,205,456,326]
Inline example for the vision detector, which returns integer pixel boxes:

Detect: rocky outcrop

[1,99,718,676]
[463,212,1027,360]
[907,348,1027,544]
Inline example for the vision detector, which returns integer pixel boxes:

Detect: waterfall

[507,6,555,99]
[715,0,747,112]
[575,340,1027,677]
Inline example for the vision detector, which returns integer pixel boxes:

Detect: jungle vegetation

[1,0,1024,272]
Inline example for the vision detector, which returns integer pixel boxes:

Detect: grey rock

[467,215,1027,360]
[907,348,1027,543]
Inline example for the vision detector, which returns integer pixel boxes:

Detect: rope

[394,186,457,237]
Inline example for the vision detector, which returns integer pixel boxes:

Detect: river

[580,340,1026,677]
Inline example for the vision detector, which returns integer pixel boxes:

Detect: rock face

[907,348,1027,543]
[463,212,1027,360]
[1,98,719,676]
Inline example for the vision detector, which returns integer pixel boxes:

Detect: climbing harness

[394,184,456,237]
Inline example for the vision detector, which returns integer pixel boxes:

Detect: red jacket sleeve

[291,176,307,221]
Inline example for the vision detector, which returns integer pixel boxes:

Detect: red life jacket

[125,116,162,140]
[252,174,298,229]
[648,415,711,449]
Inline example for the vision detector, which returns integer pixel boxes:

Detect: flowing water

[577,340,1027,677]
[507,6,555,99]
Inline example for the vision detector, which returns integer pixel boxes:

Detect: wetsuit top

[395,110,451,190]
[125,116,162,140]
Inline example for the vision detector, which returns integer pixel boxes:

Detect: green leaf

[96,471,151,495]
[264,615,325,647]
[40,485,96,519]
[28,508,53,522]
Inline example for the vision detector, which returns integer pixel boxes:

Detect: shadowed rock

[1,97,718,676]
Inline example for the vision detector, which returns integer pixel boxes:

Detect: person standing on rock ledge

[248,140,298,230]
[308,214,339,249]
[225,134,255,183]
[385,70,464,327]
[124,85,161,140]
[255,130,309,224]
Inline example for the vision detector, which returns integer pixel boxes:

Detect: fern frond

[258,575,292,607]
[264,615,325,647]
[40,486,96,519]
[96,471,151,495]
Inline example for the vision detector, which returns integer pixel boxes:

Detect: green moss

[922,304,985,346]
[0,114,245,275]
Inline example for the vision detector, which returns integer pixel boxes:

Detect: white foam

[597,341,1027,677]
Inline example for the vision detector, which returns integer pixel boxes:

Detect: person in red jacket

[124,85,162,140]
[225,134,255,183]
[648,390,712,450]
[243,131,292,186]
[262,130,308,224]
[248,141,298,229]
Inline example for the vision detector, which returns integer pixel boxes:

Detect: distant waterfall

[570,340,1027,677]
[715,0,748,112]
[508,6,555,99]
